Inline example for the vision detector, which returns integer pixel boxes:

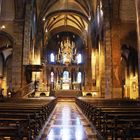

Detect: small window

[63,71,69,83]
[50,53,55,63]
[77,72,82,83]
[77,54,82,64]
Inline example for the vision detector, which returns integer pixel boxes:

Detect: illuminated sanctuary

[0,0,140,140]
[45,33,84,92]
[0,0,140,99]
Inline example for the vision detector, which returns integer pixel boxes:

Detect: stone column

[12,21,24,90]
[103,0,113,98]
[99,42,105,97]
[46,67,49,91]
[135,0,140,98]
[112,23,122,98]
[23,2,32,65]
[84,25,93,91]
[21,2,32,89]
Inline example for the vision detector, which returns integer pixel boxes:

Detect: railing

[16,82,35,98]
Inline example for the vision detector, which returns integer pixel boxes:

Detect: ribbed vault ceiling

[39,0,93,35]
[44,14,88,33]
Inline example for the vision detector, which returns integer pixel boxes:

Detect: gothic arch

[0,31,14,92]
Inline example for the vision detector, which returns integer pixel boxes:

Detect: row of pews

[0,97,57,140]
[76,97,140,140]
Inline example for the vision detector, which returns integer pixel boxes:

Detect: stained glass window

[77,72,82,83]
[50,53,55,62]
[51,72,54,82]
[63,71,69,83]
[77,54,82,64]
[77,53,82,64]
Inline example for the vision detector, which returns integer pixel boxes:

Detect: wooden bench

[0,97,57,139]
[76,98,140,139]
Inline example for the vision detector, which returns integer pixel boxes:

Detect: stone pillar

[112,23,122,98]
[84,26,93,91]
[22,2,32,88]
[99,42,105,97]
[12,21,24,90]
[23,2,32,65]
[103,0,113,98]
[46,67,49,91]
[135,0,140,98]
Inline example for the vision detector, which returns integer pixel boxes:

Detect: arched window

[77,72,82,83]
[63,71,69,83]
[50,53,55,63]
[50,72,54,82]
[77,54,82,64]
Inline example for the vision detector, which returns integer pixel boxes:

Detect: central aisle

[37,101,98,140]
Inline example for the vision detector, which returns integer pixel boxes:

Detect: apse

[45,31,85,66]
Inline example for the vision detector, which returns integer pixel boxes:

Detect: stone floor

[37,102,98,140]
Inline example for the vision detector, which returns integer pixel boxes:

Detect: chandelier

[57,37,76,65]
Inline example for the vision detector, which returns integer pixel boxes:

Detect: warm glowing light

[1,25,5,29]
[32,72,40,81]
[45,28,48,33]
[100,1,103,17]
[93,92,97,96]
[128,73,138,99]
[88,16,91,21]
[92,50,96,79]
[43,17,45,21]
[32,54,41,65]
[100,9,103,17]
[50,72,54,82]
[57,37,76,65]
[85,25,88,31]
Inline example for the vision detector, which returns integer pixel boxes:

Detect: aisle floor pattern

[38,102,98,140]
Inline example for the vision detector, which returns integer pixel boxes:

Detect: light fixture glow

[1,25,5,29]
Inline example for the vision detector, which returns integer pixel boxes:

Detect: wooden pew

[76,98,140,139]
[0,97,57,139]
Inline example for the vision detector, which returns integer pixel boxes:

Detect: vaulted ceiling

[38,0,95,36]
[0,0,137,24]
[0,0,26,20]
[0,0,137,38]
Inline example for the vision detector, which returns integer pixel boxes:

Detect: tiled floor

[37,102,98,140]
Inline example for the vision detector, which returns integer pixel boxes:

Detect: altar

[55,82,81,90]
[62,83,70,90]
[55,89,80,97]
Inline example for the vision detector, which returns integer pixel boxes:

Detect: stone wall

[111,21,137,98]
[102,0,113,98]
[23,4,32,65]
[12,21,24,90]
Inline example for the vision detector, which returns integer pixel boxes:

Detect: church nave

[37,101,98,140]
